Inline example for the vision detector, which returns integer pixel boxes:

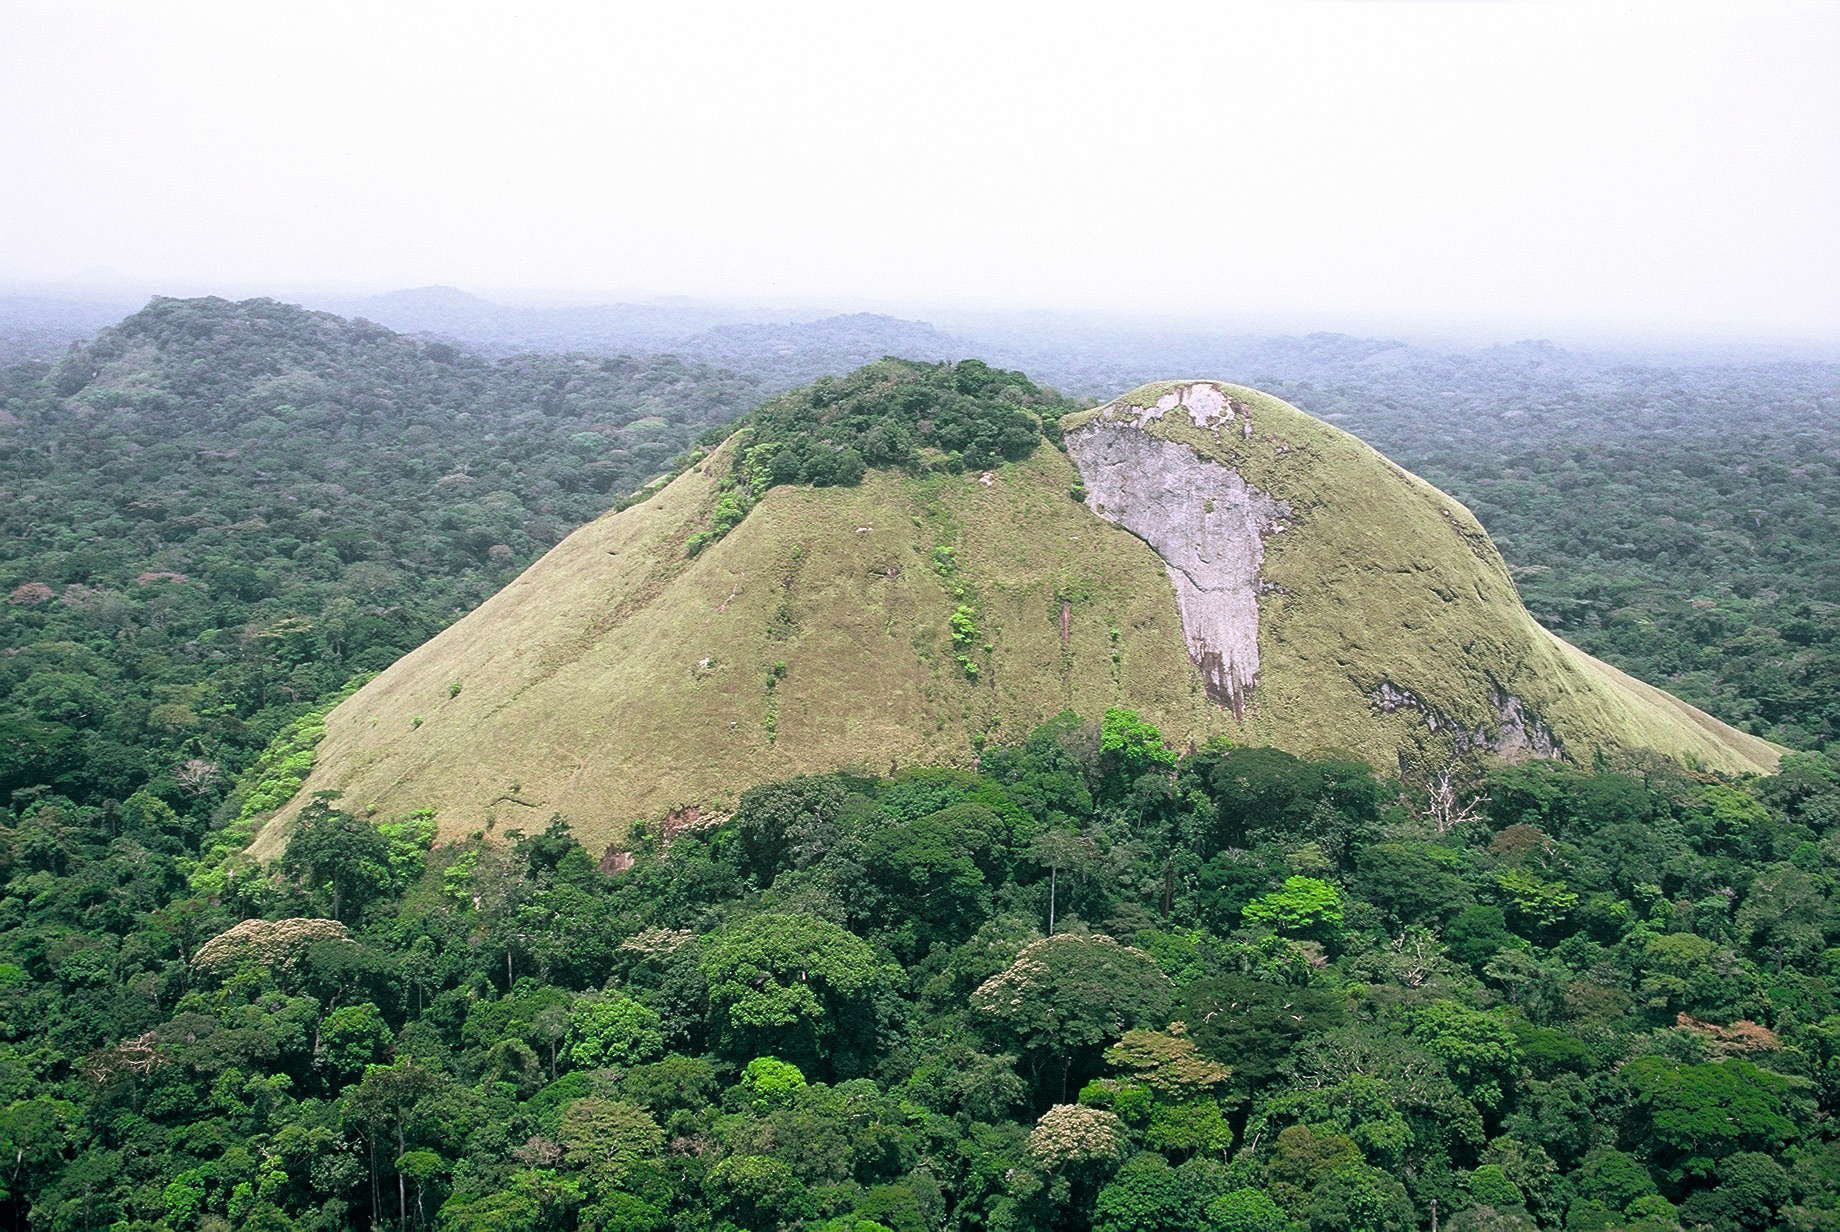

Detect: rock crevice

[1371,679,1562,758]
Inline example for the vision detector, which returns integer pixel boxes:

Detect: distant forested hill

[311,289,970,390]
[310,284,769,354]
[670,312,966,388]
[0,296,762,807]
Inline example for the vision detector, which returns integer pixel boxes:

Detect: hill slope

[267,372,1777,857]
[1061,381,1779,772]
[0,296,762,808]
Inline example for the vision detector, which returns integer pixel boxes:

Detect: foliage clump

[686,358,1067,554]
[742,357,1062,483]
[189,916,354,975]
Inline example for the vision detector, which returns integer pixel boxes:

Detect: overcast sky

[3,1,1836,342]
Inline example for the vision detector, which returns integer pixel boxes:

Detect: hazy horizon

[6,1,1838,349]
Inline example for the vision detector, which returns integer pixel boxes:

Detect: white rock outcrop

[1066,393,1288,718]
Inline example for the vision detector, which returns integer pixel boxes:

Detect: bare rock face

[1065,389,1289,718]
[1371,680,1562,759]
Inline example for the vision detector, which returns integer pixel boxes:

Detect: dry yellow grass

[257,381,1778,859]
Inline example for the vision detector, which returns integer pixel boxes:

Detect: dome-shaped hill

[256,369,1778,858]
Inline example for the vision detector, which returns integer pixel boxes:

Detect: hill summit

[262,363,1778,856]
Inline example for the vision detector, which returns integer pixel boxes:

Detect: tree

[738,1056,808,1110]
[281,797,393,921]
[1207,1187,1289,1232]
[1678,1151,1790,1231]
[566,992,664,1070]
[1103,1028,1232,1100]
[395,1148,446,1230]
[1407,1001,1521,1115]
[730,774,868,884]
[1183,975,1343,1090]
[1193,747,1383,857]
[1353,842,1473,927]
[1621,1057,1803,1181]
[1570,1147,1660,1215]
[1304,1163,1415,1232]
[1242,877,1345,942]
[1097,708,1177,797]
[342,1059,459,1232]
[699,912,897,1070]
[1144,1098,1233,1156]
[581,1190,667,1231]
[1736,863,1828,969]
[0,1097,83,1208]
[558,1098,663,1186]
[860,812,991,959]
[1026,829,1100,935]
[1445,905,1517,967]
[319,1002,392,1081]
[1092,1153,1187,1232]
[1027,1104,1130,1171]
[1494,868,1577,937]
[972,933,1172,1100]
[1466,1164,1523,1209]
[704,1154,814,1229]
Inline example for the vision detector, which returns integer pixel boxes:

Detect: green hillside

[262,369,1776,858]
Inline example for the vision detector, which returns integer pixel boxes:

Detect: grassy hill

[262,367,1777,859]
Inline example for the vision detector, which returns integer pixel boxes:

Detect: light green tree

[699,912,897,1065]
[1242,877,1345,941]
[566,992,664,1070]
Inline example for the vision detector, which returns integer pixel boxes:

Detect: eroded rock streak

[1066,406,1287,718]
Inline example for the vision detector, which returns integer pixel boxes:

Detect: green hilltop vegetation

[267,364,1776,859]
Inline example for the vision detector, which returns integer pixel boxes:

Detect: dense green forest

[1,298,1837,1230]
[0,297,761,811]
[7,708,1840,1231]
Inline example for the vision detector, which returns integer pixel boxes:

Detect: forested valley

[0,297,1837,1231]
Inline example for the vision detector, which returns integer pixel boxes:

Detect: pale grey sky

[3,0,1837,341]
